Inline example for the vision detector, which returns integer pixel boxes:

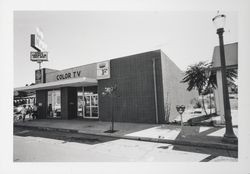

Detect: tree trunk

[201,95,208,116]
[209,92,212,115]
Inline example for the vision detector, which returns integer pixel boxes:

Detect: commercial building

[212,42,238,123]
[15,50,197,124]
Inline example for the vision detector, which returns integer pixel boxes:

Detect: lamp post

[212,13,237,143]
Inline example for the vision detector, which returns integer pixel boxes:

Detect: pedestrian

[27,105,32,119]
[21,105,27,122]
[32,103,38,120]
[48,104,52,117]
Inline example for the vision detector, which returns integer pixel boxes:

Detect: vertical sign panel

[97,60,110,80]
[35,69,42,84]
[35,69,46,84]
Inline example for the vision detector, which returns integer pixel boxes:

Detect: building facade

[212,42,238,124]
[15,50,197,124]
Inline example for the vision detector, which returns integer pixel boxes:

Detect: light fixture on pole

[212,12,237,143]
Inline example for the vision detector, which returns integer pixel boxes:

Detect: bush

[193,101,202,109]
[190,98,202,109]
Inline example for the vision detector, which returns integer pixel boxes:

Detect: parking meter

[176,105,186,127]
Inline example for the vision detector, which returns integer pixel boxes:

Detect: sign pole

[38,61,42,70]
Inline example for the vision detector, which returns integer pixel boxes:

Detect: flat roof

[14,77,97,92]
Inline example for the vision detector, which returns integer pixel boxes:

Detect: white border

[1,0,250,174]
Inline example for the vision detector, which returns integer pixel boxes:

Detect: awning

[14,77,97,92]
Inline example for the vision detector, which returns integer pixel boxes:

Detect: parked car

[193,108,202,114]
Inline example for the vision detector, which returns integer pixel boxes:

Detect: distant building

[14,90,36,106]
[15,50,197,124]
[212,42,238,123]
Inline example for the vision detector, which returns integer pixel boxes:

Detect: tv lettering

[56,71,81,80]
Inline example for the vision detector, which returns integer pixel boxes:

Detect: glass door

[83,94,99,119]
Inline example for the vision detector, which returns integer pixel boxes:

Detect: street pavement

[14,127,237,162]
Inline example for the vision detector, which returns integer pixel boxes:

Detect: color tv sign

[97,61,110,80]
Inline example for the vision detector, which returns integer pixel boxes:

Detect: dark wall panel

[61,87,68,119]
[68,87,77,119]
[61,87,77,119]
[36,90,47,119]
[98,50,165,124]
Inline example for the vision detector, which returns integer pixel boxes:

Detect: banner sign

[30,51,48,61]
[97,60,110,80]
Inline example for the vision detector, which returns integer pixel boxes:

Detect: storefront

[15,50,197,124]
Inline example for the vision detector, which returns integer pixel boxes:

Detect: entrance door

[84,94,99,119]
[47,90,61,118]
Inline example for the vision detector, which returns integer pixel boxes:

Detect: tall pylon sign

[30,27,48,69]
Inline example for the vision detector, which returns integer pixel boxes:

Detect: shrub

[190,98,202,109]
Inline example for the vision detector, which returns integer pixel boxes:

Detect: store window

[47,90,61,118]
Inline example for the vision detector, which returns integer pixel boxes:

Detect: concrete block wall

[98,50,165,124]
[161,51,198,122]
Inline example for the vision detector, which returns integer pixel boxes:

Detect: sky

[14,11,238,87]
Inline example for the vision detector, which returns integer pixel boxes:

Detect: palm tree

[207,64,238,89]
[181,61,209,115]
[182,61,238,116]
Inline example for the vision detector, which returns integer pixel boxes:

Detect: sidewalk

[14,119,238,150]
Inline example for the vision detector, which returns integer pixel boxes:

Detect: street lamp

[212,13,237,143]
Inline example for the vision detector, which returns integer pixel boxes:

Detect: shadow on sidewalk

[14,127,118,145]
[157,126,238,161]
[157,144,237,161]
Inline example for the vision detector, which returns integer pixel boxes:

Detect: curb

[15,124,78,133]
[14,124,238,151]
